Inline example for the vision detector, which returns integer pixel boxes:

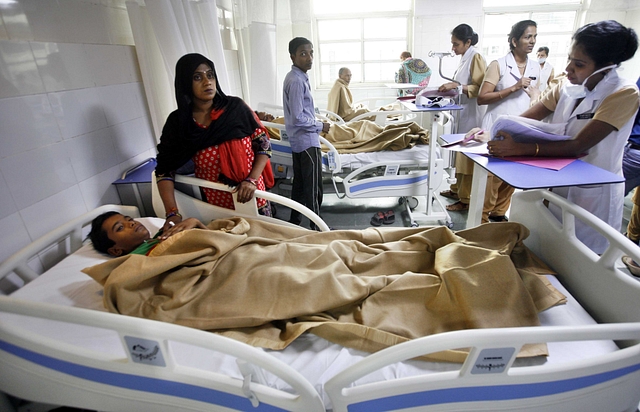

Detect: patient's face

[103,214,150,256]
[339,69,352,84]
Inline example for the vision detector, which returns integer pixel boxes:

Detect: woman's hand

[235,179,257,203]
[464,127,490,143]
[515,77,532,91]
[438,82,458,93]
[159,217,207,240]
[487,131,521,157]
[161,213,182,232]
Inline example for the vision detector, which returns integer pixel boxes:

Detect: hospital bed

[1,189,640,411]
[264,111,455,228]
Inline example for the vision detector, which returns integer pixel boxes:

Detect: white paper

[490,115,570,143]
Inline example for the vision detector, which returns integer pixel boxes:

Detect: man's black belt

[630,143,640,151]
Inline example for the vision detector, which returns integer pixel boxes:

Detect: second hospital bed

[264,111,456,228]
[1,187,640,411]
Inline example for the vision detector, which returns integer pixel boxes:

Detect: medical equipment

[1,189,639,411]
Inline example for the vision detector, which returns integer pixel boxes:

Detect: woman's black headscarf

[156,53,262,175]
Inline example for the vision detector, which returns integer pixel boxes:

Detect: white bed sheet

[5,218,619,409]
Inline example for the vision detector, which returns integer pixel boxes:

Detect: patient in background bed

[84,211,566,363]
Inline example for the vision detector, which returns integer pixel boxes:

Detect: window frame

[481,1,583,74]
[313,9,413,88]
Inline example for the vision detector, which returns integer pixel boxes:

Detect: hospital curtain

[126,0,231,140]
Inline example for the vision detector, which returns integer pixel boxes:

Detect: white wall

[0,0,157,293]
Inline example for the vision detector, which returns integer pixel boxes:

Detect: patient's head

[89,212,151,256]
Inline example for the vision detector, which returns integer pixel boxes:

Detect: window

[482,0,582,74]
[313,0,412,87]
[217,6,237,50]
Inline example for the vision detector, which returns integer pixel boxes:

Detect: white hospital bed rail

[0,204,140,287]
[323,189,640,412]
[326,324,640,412]
[152,172,330,232]
[510,189,640,329]
[0,297,325,412]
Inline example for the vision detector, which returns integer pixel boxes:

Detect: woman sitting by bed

[85,211,565,362]
[155,53,275,233]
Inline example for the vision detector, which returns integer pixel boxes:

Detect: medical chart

[490,115,571,143]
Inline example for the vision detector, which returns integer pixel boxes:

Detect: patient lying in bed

[84,213,566,362]
[265,117,430,154]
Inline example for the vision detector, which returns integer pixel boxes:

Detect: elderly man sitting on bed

[327,67,370,121]
[85,211,566,362]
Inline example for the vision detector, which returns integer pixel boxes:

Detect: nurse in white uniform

[438,24,487,212]
[477,20,540,223]
[486,20,639,254]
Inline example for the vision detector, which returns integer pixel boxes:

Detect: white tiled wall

[0,0,156,293]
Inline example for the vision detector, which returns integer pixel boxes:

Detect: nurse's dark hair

[508,20,537,51]
[88,211,119,254]
[572,20,638,67]
[452,24,478,46]
[289,37,312,55]
[538,46,549,55]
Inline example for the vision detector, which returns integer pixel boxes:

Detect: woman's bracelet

[244,177,258,186]
[498,90,503,99]
[534,143,540,157]
[166,209,182,219]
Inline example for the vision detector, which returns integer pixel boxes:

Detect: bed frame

[325,189,640,411]
[264,112,454,228]
[1,190,640,411]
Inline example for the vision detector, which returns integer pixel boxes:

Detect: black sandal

[371,211,385,226]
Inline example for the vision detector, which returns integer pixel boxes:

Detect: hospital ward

[2,1,640,411]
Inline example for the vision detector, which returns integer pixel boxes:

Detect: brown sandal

[440,190,459,200]
[446,201,469,212]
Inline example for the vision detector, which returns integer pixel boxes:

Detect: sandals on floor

[440,190,459,200]
[446,201,469,212]
[488,215,509,222]
[371,210,395,226]
[383,210,395,224]
[622,256,640,277]
[371,211,385,226]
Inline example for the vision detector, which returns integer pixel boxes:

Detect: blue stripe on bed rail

[346,362,640,411]
[271,142,292,154]
[0,339,287,411]
[349,174,429,194]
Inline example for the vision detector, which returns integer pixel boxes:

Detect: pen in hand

[462,129,484,144]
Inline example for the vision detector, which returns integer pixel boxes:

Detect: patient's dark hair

[89,211,119,254]
[289,37,312,55]
[452,24,478,46]
[572,20,638,68]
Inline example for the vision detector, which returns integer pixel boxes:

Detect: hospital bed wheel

[446,221,454,229]
[407,197,419,210]
[411,222,419,228]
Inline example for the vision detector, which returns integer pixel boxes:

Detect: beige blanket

[83,219,565,362]
[265,118,430,154]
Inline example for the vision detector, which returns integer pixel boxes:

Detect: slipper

[488,215,508,222]
[446,201,469,212]
[371,211,385,226]
[440,190,459,200]
[383,210,395,224]
[622,256,640,277]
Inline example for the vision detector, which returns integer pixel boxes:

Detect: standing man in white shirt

[537,46,555,92]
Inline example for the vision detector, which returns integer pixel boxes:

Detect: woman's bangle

[534,143,539,157]
[244,177,258,186]
[166,211,182,219]
[498,90,503,99]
